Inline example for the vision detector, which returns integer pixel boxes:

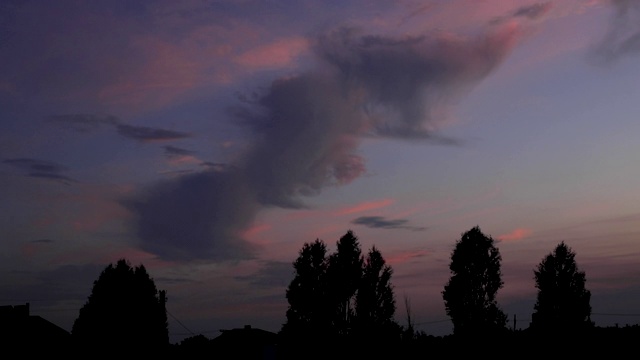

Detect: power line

[592,312,640,317]
[413,318,450,326]
[166,309,195,337]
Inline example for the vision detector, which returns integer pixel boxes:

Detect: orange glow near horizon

[498,228,532,242]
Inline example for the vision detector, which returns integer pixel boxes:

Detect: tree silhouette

[326,230,364,336]
[282,230,402,345]
[71,259,169,352]
[531,241,592,332]
[442,226,507,336]
[354,246,399,339]
[282,239,331,337]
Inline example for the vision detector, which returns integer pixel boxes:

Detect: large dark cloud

[315,26,518,140]
[123,169,258,262]
[590,0,640,64]
[124,24,521,262]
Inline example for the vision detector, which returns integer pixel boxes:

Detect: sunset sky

[2,0,640,343]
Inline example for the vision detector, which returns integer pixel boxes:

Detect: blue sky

[2,0,640,343]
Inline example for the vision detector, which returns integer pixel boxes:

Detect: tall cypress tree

[326,230,363,336]
[354,246,398,339]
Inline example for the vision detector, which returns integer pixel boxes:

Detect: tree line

[55,225,622,357]
[280,226,592,341]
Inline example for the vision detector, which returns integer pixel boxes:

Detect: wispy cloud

[351,216,426,231]
[235,37,308,70]
[234,260,292,288]
[3,158,76,184]
[164,145,196,157]
[32,239,55,244]
[490,2,553,26]
[589,0,640,64]
[48,114,118,132]
[513,2,553,20]
[116,124,191,142]
[386,249,431,265]
[334,198,395,216]
[163,145,199,166]
[200,162,234,172]
[49,113,192,142]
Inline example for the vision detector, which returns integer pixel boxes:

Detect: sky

[2,0,640,344]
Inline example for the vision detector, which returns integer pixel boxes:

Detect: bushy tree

[442,226,507,336]
[282,239,331,336]
[72,259,168,352]
[531,241,592,332]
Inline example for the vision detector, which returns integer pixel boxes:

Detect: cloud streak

[513,2,552,20]
[123,23,522,262]
[351,216,426,232]
[116,124,191,143]
[3,158,75,184]
[334,198,395,216]
[49,114,192,142]
[590,0,640,64]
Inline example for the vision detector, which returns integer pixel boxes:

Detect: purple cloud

[124,24,520,262]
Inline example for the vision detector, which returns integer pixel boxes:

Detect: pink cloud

[96,35,206,111]
[498,228,532,242]
[63,184,134,233]
[386,249,431,265]
[0,81,16,94]
[242,223,273,244]
[235,37,309,70]
[166,154,201,167]
[333,198,395,216]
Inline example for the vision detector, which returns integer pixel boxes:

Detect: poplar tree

[326,230,364,336]
[354,246,398,339]
[282,239,331,336]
